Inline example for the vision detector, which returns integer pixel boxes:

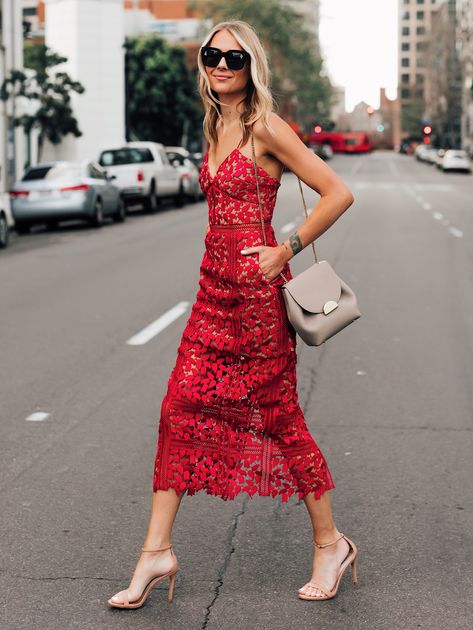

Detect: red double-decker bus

[308,131,373,154]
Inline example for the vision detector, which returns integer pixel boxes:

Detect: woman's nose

[216,55,228,70]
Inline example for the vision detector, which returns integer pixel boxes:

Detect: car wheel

[144,182,158,213]
[174,182,185,208]
[0,214,9,248]
[16,221,31,235]
[90,198,104,227]
[113,197,126,223]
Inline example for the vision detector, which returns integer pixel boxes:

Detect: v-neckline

[206,146,240,182]
[205,147,281,186]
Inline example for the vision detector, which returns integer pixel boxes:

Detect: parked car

[188,152,204,172]
[9,160,125,233]
[435,148,446,169]
[441,149,472,173]
[165,146,203,202]
[0,192,14,248]
[423,146,438,164]
[414,144,429,162]
[98,141,184,212]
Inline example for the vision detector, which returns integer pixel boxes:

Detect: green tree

[0,44,85,161]
[126,35,202,146]
[194,0,333,130]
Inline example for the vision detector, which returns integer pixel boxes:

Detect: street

[1,150,472,629]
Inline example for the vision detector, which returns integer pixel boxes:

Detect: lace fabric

[152,146,335,502]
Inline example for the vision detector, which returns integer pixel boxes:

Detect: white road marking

[356,370,367,376]
[280,221,297,234]
[26,412,50,422]
[127,301,190,346]
[432,212,443,220]
[423,202,432,210]
[448,227,463,238]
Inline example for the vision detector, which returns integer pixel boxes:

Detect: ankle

[313,528,341,546]
[142,540,172,552]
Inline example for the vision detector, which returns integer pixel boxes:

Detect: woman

[108,20,357,609]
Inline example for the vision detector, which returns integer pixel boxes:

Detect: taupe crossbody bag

[250,133,361,346]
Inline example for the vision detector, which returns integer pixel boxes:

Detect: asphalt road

[1,151,472,630]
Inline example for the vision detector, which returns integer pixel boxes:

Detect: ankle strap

[141,544,172,552]
[313,532,345,548]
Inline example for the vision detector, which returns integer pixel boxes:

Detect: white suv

[98,141,184,212]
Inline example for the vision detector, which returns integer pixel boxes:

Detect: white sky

[319,0,399,112]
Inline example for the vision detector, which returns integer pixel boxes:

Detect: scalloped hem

[153,479,335,503]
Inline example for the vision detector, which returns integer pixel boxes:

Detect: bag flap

[283,260,342,313]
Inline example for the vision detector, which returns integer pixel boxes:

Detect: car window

[22,164,81,181]
[98,148,154,166]
[88,163,107,179]
[167,152,185,165]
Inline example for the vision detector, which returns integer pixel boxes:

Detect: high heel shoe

[297,532,358,601]
[107,543,179,609]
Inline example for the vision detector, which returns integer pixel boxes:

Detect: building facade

[398,0,443,138]
[0,0,26,193]
[456,0,473,154]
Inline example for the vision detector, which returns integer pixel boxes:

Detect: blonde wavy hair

[197,20,275,147]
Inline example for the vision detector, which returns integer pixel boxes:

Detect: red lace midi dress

[152,144,335,502]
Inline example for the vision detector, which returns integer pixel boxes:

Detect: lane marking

[280,221,297,234]
[448,227,463,238]
[26,412,50,422]
[127,301,190,346]
[432,211,443,220]
[423,202,432,210]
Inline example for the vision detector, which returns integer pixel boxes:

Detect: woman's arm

[241,113,355,282]
[255,113,354,263]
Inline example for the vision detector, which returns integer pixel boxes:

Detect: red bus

[308,131,373,154]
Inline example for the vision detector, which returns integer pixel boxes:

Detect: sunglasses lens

[202,48,220,67]
[227,52,246,70]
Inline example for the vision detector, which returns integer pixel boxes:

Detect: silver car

[165,146,203,202]
[9,160,125,233]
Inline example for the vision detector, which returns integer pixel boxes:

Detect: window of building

[416,26,425,35]
[416,56,425,68]
[401,88,410,99]
[402,74,410,84]
[416,73,424,83]
[402,42,410,51]
[402,58,410,67]
[416,0,424,4]
[417,11,424,19]
[402,26,410,36]
[402,11,410,19]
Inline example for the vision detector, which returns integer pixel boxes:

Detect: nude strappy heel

[298,532,358,601]
[107,544,179,609]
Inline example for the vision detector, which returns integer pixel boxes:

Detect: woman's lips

[214,75,232,80]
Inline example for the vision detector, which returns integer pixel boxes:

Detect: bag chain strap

[250,130,318,286]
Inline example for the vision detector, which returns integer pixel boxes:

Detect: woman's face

[204,29,250,96]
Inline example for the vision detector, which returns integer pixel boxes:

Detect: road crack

[201,496,248,629]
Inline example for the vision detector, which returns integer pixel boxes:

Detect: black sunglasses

[201,46,249,71]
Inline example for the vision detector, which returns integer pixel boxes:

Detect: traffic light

[423,125,432,144]
[366,106,374,116]
[313,125,322,133]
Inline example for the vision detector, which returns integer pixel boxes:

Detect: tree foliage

[126,35,202,146]
[194,0,334,129]
[0,43,85,161]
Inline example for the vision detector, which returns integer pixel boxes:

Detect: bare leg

[109,488,185,604]
[298,489,351,598]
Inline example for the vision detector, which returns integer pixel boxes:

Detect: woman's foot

[298,530,351,599]
[109,546,176,606]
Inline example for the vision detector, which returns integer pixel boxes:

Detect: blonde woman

[108,20,357,609]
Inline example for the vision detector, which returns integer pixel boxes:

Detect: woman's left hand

[240,245,288,282]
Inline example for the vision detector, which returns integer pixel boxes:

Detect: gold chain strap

[250,129,318,280]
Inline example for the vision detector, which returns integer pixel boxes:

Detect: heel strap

[313,532,345,548]
[141,544,172,552]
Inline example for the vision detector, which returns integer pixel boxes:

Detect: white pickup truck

[97,141,184,212]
